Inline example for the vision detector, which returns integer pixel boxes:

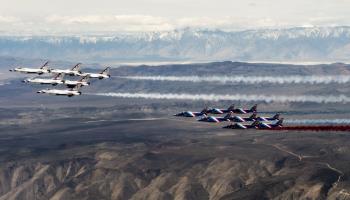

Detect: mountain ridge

[1,26,350,62]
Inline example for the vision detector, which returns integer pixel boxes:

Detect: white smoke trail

[89,92,350,103]
[117,75,350,84]
[84,117,166,123]
[286,119,350,124]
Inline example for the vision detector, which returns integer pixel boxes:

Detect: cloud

[45,15,174,32]
[0,14,350,34]
[0,16,18,23]
[44,15,342,30]
[41,15,337,32]
[46,15,168,25]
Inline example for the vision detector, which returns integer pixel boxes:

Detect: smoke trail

[89,92,350,103]
[286,119,350,124]
[84,117,166,124]
[117,75,350,84]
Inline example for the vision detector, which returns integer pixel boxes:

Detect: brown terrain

[0,60,350,199]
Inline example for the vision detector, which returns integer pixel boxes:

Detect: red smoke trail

[270,126,350,131]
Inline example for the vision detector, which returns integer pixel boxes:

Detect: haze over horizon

[0,0,350,34]
[1,0,350,62]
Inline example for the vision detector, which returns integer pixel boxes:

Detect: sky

[0,0,349,34]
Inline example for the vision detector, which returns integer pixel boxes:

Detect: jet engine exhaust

[117,75,350,85]
[88,92,350,103]
[285,119,350,124]
[269,125,350,131]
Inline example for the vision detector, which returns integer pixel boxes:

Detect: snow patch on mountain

[0,27,350,62]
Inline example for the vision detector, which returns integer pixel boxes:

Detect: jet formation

[175,104,284,130]
[10,61,111,97]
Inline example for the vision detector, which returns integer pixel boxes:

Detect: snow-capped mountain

[1,26,350,63]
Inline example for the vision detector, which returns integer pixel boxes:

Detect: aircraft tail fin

[250,104,258,112]
[275,118,284,126]
[71,63,82,71]
[200,107,208,114]
[72,83,82,91]
[251,120,260,126]
[224,111,233,119]
[249,112,257,119]
[40,61,49,70]
[200,114,208,120]
[227,104,235,111]
[100,67,110,75]
[273,113,280,120]
[53,73,65,80]
[79,75,90,82]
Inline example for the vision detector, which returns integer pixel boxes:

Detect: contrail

[89,92,350,103]
[117,75,350,84]
[285,119,350,124]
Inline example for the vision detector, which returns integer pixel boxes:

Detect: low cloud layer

[1,0,350,34]
[0,14,350,34]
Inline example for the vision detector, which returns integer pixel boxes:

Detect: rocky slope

[1,119,350,200]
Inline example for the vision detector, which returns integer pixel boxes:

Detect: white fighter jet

[198,112,233,123]
[79,67,110,79]
[223,121,260,129]
[9,61,50,75]
[206,104,258,114]
[37,84,82,97]
[22,73,64,85]
[49,63,82,76]
[64,76,90,88]
[256,118,284,129]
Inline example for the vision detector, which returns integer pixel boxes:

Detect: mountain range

[1,26,350,63]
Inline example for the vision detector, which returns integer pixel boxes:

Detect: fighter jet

[223,121,260,129]
[230,113,280,122]
[229,104,258,114]
[22,73,64,85]
[174,108,208,117]
[9,61,50,75]
[255,113,280,122]
[256,118,284,129]
[64,76,90,88]
[37,84,82,97]
[205,104,235,114]
[49,63,82,76]
[79,67,111,79]
[229,113,257,122]
[198,112,233,123]
[206,104,257,114]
